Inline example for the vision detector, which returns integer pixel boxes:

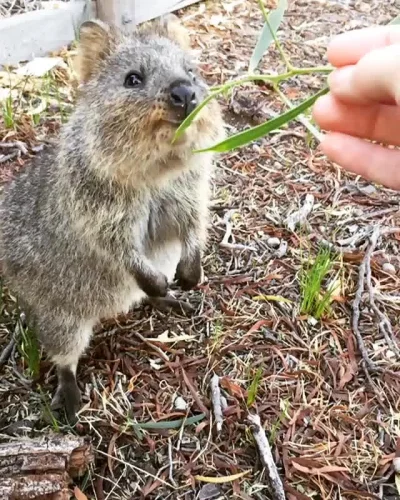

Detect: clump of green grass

[2,94,15,129]
[300,246,337,319]
[18,319,41,378]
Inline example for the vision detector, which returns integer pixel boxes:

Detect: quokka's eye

[124,71,144,88]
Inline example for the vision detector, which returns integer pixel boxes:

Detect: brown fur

[0,16,224,421]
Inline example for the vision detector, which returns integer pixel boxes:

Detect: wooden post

[0,434,94,499]
[95,0,201,27]
[96,0,136,28]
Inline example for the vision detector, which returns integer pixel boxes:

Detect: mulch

[0,1,399,499]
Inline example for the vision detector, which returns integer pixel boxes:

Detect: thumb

[328,44,400,105]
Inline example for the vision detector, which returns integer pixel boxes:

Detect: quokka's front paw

[136,270,168,297]
[175,251,202,291]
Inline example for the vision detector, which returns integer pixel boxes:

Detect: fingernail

[328,66,355,95]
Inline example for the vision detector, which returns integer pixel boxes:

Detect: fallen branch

[366,251,400,357]
[0,337,15,369]
[248,413,285,500]
[210,373,224,433]
[352,226,400,375]
[0,151,20,164]
[0,141,28,154]
[0,434,94,500]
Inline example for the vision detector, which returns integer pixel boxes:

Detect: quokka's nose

[169,81,198,118]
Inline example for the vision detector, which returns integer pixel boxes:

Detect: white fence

[0,0,200,64]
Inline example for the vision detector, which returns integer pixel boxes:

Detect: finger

[313,94,400,146]
[327,25,400,67]
[327,45,400,105]
[320,132,400,190]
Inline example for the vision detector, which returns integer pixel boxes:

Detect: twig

[336,226,373,248]
[133,331,169,362]
[285,194,314,231]
[0,141,28,155]
[210,373,223,433]
[0,151,19,164]
[319,238,363,255]
[0,338,15,369]
[365,238,400,356]
[352,226,400,375]
[181,368,209,416]
[248,413,286,500]
[220,210,256,252]
[168,438,177,487]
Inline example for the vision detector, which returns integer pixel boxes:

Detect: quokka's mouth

[164,117,184,126]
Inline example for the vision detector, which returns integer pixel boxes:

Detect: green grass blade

[173,73,284,143]
[247,368,263,407]
[195,86,329,153]
[389,14,400,24]
[19,324,40,378]
[300,246,336,319]
[249,0,288,72]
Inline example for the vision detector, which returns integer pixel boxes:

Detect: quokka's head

[75,15,223,167]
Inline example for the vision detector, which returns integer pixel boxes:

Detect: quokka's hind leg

[37,316,95,423]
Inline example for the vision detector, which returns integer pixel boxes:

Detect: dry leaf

[253,294,292,303]
[146,330,196,343]
[220,377,246,398]
[395,473,400,495]
[74,486,88,500]
[338,363,356,389]
[195,470,250,483]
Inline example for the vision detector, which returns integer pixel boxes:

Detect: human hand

[312,26,400,190]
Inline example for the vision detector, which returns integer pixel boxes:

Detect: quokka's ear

[139,14,191,50]
[77,20,119,84]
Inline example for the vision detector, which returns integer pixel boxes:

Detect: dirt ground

[0,0,400,499]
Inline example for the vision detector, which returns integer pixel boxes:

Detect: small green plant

[247,367,263,407]
[209,319,225,354]
[18,320,41,378]
[2,94,15,129]
[269,399,290,443]
[300,246,337,319]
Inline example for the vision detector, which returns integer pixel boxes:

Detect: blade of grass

[19,323,40,378]
[273,84,323,141]
[247,368,263,407]
[173,68,331,143]
[249,0,288,72]
[173,73,282,143]
[389,14,400,24]
[2,94,14,129]
[195,86,329,153]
